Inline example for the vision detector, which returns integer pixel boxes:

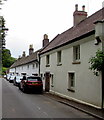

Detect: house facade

[10,45,40,76]
[40,5,104,109]
[9,35,49,76]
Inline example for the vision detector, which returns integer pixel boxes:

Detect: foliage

[2,49,16,68]
[2,67,7,75]
[89,50,104,75]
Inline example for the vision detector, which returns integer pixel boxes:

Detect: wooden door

[45,72,50,92]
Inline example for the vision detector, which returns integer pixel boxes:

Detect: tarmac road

[2,78,99,119]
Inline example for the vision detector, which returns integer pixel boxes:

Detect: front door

[45,72,50,92]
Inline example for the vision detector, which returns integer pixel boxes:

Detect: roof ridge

[40,7,104,54]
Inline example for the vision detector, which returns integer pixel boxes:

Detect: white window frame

[32,64,35,69]
[46,55,50,67]
[36,62,38,68]
[51,73,54,87]
[27,65,29,69]
[73,45,80,62]
[57,51,62,65]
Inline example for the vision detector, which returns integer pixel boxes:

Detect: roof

[40,7,104,54]
[10,50,39,68]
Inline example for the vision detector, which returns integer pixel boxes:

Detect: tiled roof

[10,50,39,68]
[40,7,104,54]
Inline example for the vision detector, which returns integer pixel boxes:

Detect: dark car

[19,76,43,93]
[13,76,22,86]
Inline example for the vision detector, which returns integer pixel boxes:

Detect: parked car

[6,74,11,81]
[13,76,22,86]
[3,75,6,79]
[19,76,43,93]
[9,75,15,83]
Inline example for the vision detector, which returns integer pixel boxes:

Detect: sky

[1,0,104,58]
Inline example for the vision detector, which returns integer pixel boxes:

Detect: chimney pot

[73,4,87,26]
[44,34,48,39]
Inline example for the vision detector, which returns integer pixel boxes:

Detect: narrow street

[2,78,99,119]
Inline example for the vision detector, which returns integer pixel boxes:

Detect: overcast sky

[1,0,104,58]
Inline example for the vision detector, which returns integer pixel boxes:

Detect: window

[46,55,50,67]
[27,65,29,69]
[68,73,75,92]
[36,62,38,68]
[33,64,35,69]
[73,45,80,62]
[51,74,54,87]
[57,51,62,65]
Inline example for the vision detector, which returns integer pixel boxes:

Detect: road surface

[2,78,99,119]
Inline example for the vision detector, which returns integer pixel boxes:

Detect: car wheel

[19,84,22,90]
[39,88,43,94]
[22,86,27,93]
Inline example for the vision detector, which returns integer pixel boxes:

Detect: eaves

[40,30,95,55]
[10,59,38,68]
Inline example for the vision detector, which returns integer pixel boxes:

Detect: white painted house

[10,45,40,76]
[40,5,104,109]
[9,35,49,76]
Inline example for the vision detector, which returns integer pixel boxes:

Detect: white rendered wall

[40,34,102,108]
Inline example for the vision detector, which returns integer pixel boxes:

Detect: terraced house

[10,45,40,76]
[9,35,49,76]
[39,5,104,109]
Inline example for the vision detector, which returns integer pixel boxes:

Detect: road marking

[43,112,48,116]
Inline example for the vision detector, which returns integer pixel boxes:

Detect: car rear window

[27,77,42,82]
[16,76,22,80]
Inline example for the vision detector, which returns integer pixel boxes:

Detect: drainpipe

[39,54,40,76]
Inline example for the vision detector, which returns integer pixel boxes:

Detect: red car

[19,76,43,93]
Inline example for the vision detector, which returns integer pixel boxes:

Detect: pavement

[44,92,104,120]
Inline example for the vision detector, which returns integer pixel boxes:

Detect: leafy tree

[2,49,16,75]
[2,67,7,75]
[2,49,16,68]
[89,50,104,76]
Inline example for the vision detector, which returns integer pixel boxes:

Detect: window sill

[67,88,75,92]
[57,63,62,66]
[72,61,81,64]
[46,64,50,67]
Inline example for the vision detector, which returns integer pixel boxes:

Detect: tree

[89,49,104,76]
[2,49,16,68]
[2,49,16,75]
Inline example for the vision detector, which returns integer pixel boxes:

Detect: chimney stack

[75,4,78,11]
[42,34,49,47]
[22,51,26,57]
[82,5,85,11]
[73,4,87,26]
[29,44,34,55]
